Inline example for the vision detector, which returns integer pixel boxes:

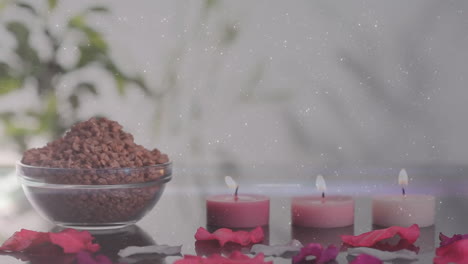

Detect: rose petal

[371,238,420,253]
[348,247,418,261]
[250,240,303,257]
[49,229,100,253]
[76,251,118,264]
[439,232,468,247]
[195,227,264,247]
[350,254,383,264]
[118,244,182,257]
[0,228,99,254]
[292,243,339,264]
[0,251,76,264]
[174,251,272,264]
[341,224,420,247]
[0,229,49,252]
[435,238,468,264]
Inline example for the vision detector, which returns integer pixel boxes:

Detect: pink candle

[291,195,355,228]
[372,169,435,227]
[206,194,270,228]
[291,175,354,228]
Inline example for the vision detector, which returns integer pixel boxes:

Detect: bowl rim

[16,161,172,188]
[16,161,172,171]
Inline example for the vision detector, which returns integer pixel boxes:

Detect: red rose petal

[292,243,339,264]
[49,229,100,253]
[435,239,468,264]
[341,224,420,247]
[350,254,383,264]
[174,251,272,264]
[195,227,264,247]
[439,232,468,247]
[0,228,99,254]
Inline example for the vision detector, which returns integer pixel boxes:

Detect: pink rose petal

[0,229,50,252]
[435,238,468,264]
[341,224,420,247]
[49,229,100,253]
[350,254,383,264]
[195,227,264,247]
[174,251,272,264]
[0,228,100,254]
[371,238,420,253]
[292,243,339,264]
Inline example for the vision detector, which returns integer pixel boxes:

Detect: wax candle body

[291,196,354,228]
[372,194,435,227]
[206,194,270,228]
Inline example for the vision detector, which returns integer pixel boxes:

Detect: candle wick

[402,187,406,196]
[322,192,325,199]
[234,186,239,200]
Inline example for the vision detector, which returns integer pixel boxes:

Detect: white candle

[372,169,435,227]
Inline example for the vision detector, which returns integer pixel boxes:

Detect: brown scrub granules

[19,117,171,225]
[21,117,169,184]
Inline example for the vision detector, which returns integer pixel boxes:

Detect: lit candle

[206,176,270,228]
[372,169,435,227]
[291,175,354,228]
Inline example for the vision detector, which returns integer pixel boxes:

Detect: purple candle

[206,177,270,228]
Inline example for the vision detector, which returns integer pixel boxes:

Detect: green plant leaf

[6,21,29,44]
[115,75,125,95]
[104,61,127,95]
[0,77,22,95]
[68,94,79,109]
[77,45,102,67]
[220,23,239,47]
[7,21,40,69]
[48,0,57,10]
[75,82,97,95]
[0,111,14,121]
[69,15,108,52]
[205,0,218,9]
[16,2,38,16]
[0,62,22,94]
[37,94,58,133]
[68,15,85,28]
[87,6,109,13]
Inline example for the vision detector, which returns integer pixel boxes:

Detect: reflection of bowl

[17,162,172,229]
[52,225,162,263]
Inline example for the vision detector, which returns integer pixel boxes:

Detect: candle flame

[315,174,327,192]
[225,176,238,189]
[398,169,409,186]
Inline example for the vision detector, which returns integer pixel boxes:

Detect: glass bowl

[17,162,172,229]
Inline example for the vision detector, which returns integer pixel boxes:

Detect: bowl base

[54,221,137,230]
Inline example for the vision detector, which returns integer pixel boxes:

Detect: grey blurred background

[0,0,467,172]
[0,0,468,251]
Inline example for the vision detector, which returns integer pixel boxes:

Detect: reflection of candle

[372,169,435,227]
[206,177,270,228]
[292,225,353,247]
[291,175,354,228]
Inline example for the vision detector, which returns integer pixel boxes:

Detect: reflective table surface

[0,164,467,263]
